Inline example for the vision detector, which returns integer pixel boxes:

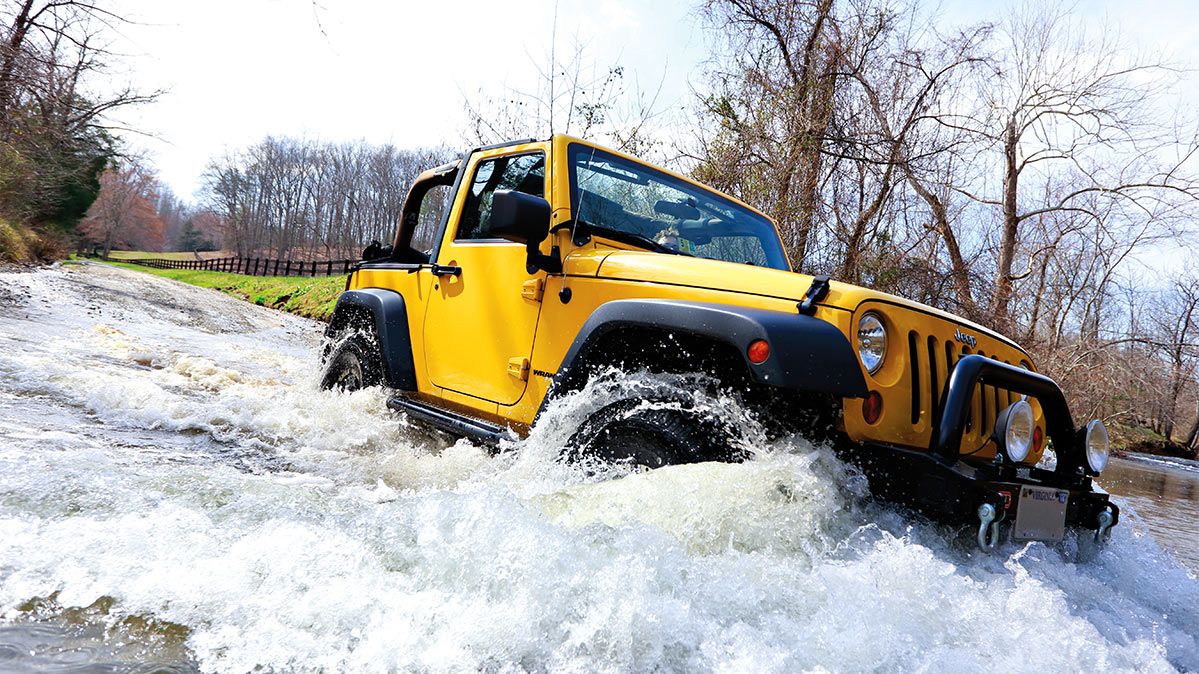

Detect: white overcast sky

[105,0,1199,213]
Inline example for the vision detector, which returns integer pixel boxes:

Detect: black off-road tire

[320,332,384,391]
[567,398,745,468]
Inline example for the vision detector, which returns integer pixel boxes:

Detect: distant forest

[199,138,455,261]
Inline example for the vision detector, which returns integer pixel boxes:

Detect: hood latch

[797,275,831,315]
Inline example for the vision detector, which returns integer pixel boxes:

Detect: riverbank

[1111,424,1199,461]
[95,259,344,321]
[0,218,64,264]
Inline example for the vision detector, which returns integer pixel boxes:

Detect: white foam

[0,264,1196,672]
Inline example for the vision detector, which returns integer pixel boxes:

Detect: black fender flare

[325,289,416,390]
[549,298,868,398]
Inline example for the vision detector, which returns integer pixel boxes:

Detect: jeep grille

[906,330,1020,449]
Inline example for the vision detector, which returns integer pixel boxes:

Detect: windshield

[568,144,789,271]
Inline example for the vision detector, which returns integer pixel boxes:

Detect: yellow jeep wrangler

[321,135,1118,550]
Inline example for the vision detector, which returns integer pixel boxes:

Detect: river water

[0,262,1197,673]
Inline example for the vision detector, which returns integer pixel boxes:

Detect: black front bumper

[845,442,1118,530]
[844,355,1118,532]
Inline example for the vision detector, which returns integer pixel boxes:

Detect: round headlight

[857,312,887,374]
[1084,420,1109,474]
[995,399,1034,462]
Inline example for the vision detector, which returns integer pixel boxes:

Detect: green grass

[101,260,345,322]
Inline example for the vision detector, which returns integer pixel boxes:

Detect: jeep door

[421,142,549,407]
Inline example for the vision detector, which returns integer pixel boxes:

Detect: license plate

[1013,486,1069,541]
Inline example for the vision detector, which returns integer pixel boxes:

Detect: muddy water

[1102,456,1199,571]
[0,262,1197,673]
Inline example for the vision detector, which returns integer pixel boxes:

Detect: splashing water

[0,263,1196,672]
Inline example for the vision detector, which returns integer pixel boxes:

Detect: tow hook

[1095,507,1115,543]
[977,503,1002,552]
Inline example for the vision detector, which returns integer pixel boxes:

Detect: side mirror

[491,189,561,274]
[491,189,550,244]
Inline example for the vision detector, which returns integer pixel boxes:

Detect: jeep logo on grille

[954,328,977,348]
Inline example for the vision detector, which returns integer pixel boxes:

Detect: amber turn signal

[747,339,771,364]
[862,391,883,424]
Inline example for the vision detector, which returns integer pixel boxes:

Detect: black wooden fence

[118,256,356,277]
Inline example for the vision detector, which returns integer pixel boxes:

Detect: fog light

[747,339,770,364]
[995,399,1034,462]
[862,391,883,424]
[1083,420,1109,474]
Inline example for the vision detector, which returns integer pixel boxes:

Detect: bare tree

[199,137,453,260]
[690,0,840,272]
[463,35,665,158]
[944,2,1199,331]
[78,156,163,256]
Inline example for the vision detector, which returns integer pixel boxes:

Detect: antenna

[549,0,559,137]
[558,145,599,304]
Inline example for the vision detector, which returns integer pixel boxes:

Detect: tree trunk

[1185,400,1199,450]
[905,170,973,315]
[992,117,1021,330]
[0,0,36,120]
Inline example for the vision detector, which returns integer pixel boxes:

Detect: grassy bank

[0,218,62,263]
[102,260,344,322]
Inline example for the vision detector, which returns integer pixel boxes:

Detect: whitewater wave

[1,263,1196,672]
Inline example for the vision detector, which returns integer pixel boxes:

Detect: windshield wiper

[577,220,694,257]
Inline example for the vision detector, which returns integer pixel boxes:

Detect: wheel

[567,398,744,468]
[320,332,384,391]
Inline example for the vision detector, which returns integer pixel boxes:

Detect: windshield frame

[565,142,791,272]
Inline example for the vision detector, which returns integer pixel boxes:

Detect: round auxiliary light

[995,399,1035,462]
[857,312,887,374]
[747,339,771,364]
[1083,419,1110,474]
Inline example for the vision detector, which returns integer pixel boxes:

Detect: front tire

[320,333,384,391]
[567,398,744,468]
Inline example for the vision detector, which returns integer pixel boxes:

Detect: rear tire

[320,332,384,391]
[567,398,744,468]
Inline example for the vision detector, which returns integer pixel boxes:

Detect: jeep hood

[594,250,1021,351]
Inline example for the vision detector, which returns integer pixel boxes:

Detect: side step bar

[386,395,509,447]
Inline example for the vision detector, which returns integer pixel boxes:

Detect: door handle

[431,264,462,277]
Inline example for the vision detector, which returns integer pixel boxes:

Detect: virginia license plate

[1013,486,1069,541]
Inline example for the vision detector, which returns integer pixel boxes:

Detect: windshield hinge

[521,278,544,302]
[507,357,530,381]
[797,274,831,315]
